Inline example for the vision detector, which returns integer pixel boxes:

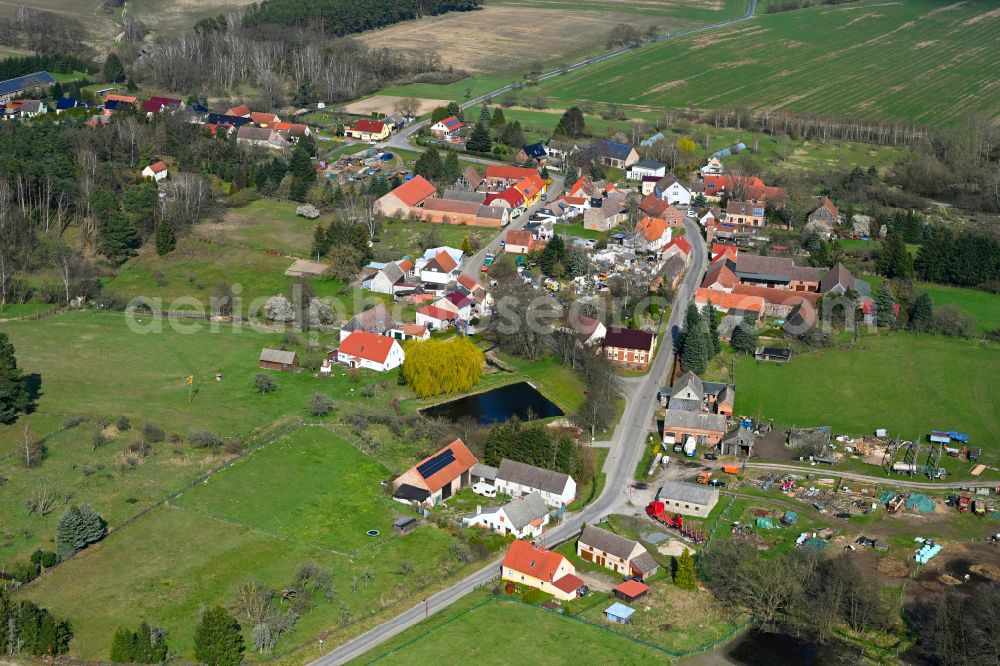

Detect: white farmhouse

[336,330,404,372]
[495,459,576,508]
[462,492,550,539]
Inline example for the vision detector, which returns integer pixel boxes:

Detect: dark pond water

[719,631,863,666]
[420,381,563,424]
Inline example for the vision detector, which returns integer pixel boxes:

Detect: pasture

[733,334,1000,445]
[351,590,670,665]
[529,0,1000,125]
[916,282,1000,333]
[20,426,467,661]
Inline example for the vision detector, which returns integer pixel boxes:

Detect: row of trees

[0,332,30,424]
[110,622,169,663]
[0,589,73,656]
[483,417,594,485]
[677,302,722,375]
[245,0,482,36]
[915,225,1000,290]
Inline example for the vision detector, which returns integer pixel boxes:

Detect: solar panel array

[0,71,55,97]
[417,448,455,479]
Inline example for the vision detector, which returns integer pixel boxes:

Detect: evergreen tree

[194,607,244,666]
[554,107,586,138]
[680,303,707,374]
[461,235,473,256]
[103,52,125,82]
[55,505,107,558]
[876,230,913,279]
[414,147,442,181]
[703,300,721,358]
[110,627,138,662]
[563,165,578,186]
[466,123,492,153]
[499,120,525,147]
[441,150,461,184]
[674,548,697,590]
[538,234,567,277]
[288,143,315,202]
[489,107,506,128]
[312,223,330,257]
[693,193,706,208]
[909,292,933,331]
[445,101,461,118]
[479,105,491,126]
[565,246,588,277]
[874,285,897,328]
[540,166,550,181]
[155,220,176,256]
[135,621,167,663]
[0,332,28,425]
[731,315,758,355]
[368,174,390,198]
[98,210,140,261]
[555,437,577,475]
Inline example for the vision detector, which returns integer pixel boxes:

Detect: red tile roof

[552,573,585,594]
[432,250,458,273]
[401,323,428,336]
[106,94,137,104]
[639,194,669,218]
[695,288,765,314]
[636,216,668,242]
[732,283,820,307]
[514,173,545,199]
[703,264,738,290]
[226,104,251,117]
[146,161,167,173]
[613,579,650,598]
[402,439,478,494]
[664,237,691,256]
[390,176,437,207]
[251,112,279,125]
[458,274,479,291]
[484,188,526,209]
[485,165,538,181]
[444,291,473,308]
[352,118,387,133]
[505,229,534,247]
[417,305,456,321]
[503,540,567,582]
[397,258,414,273]
[338,330,396,364]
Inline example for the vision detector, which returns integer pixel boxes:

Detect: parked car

[708,480,726,488]
[687,209,696,217]
[704,453,718,461]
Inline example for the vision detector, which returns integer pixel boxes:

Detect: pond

[683,630,864,666]
[420,382,563,424]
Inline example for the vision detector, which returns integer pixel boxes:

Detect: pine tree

[703,301,721,359]
[288,144,315,202]
[55,505,106,558]
[442,150,461,184]
[479,105,492,126]
[909,292,933,331]
[874,285,897,328]
[461,235,473,256]
[679,303,707,374]
[155,220,176,256]
[566,246,588,277]
[99,210,140,261]
[555,437,577,475]
[674,548,697,590]
[0,332,28,425]
[731,317,758,355]
[103,53,125,82]
[194,607,244,666]
[466,123,492,153]
[489,108,506,128]
[876,230,913,279]
[414,147,442,181]
[564,165,578,186]
[554,107,586,138]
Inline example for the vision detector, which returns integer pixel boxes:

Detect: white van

[472,482,497,498]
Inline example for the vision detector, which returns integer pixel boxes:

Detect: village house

[433,291,474,321]
[419,198,508,228]
[819,262,858,296]
[731,283,821,318]
[459,166,484,191]
[273,122,311,138]
[418,249,461,288]
[368,262,414,296]
[504,229,538,255]
[463,492,550,539]
[661,371,735,417]
[662,409,728,448]
[514,172,547,207]
[141,161,169,182]
[627,160,666,181]
[545,139,580,161]
[501,540,586,601]
[699,207,722,227]
[430,115,463,137]
[632,216,672,253]
[807,196,840,233]
[655,175,692,207]
[602,327,656,370]
[375,175,437,217]
[694,288,765,319]
[387,323,430,342]
[226,103,252,118]
[258,348,298,372]
[339,303,394,341]
[484,187,526,212]
[584,140,640,168]
[495,459,576,508]
[583,195,627,231]
[515,142,547,165]
[250,111,280,127]
[700,157,724,176]
[726,201,766,228]
[637,195,684,228]
[393,439,478,507]
[236,126,290,150]
[415,305,457,331]
[657,480,719,518]
[482,165,542,193]
[345,118,391,141]
[703,174,785,205]
[651,254,688,293]
[337,330,404,372]
[577,525,659,580]
[734,254,821,292]
[564,311,607,346]
[661,237,692,264]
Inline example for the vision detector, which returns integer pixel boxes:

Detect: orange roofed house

[632,216,672,253]
[375,175,438,217]
[501,540,586,601]
[392,439,479,506]
[336,330,404,372]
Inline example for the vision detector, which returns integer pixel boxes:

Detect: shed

[754,347,792,363]
[393,516,417,535]
[604,602,635,625]
[782,511,798,526]
[612,580,650,603]
[259,348,298,372]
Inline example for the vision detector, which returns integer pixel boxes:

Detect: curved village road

[745,462,999,489]
[313,218,708,665]
[383,0,758,158]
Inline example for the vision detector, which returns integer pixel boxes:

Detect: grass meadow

[916,282,1000,333]
[20,426,469,661]
[733,333,1000,445]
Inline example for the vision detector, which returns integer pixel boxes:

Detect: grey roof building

[658,480,719,517]
[578,525,659,578]
[496,459,574,499]
[470,463,498,481]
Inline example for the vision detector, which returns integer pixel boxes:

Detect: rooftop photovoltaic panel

[417,449,455,479]
[0,71,55,97]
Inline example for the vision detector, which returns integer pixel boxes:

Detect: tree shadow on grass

[23,373,41,415]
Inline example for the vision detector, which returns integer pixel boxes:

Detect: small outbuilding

[604,602,636,625]
[393,516,417,535]
[259,348,299,372]
[612,580,650,603]
[754,347,792,363]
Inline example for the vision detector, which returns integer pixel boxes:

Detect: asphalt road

[314,218,708,665]
[745,462,999,489]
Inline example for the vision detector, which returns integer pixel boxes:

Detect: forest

[243,0,483,36]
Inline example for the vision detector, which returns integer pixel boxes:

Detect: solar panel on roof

[0,71,55,97]
[417,448,455,479]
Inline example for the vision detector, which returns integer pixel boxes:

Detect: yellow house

[346,118,391,142]
[513,173,547,207]
[501,540,585,601]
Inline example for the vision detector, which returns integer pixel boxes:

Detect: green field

[351,591,669,665]
[733,334,1000,444]
[493,0,748,22]
[917,282,1000,333]
[20,427,467,660]
[525,0,1000,125]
